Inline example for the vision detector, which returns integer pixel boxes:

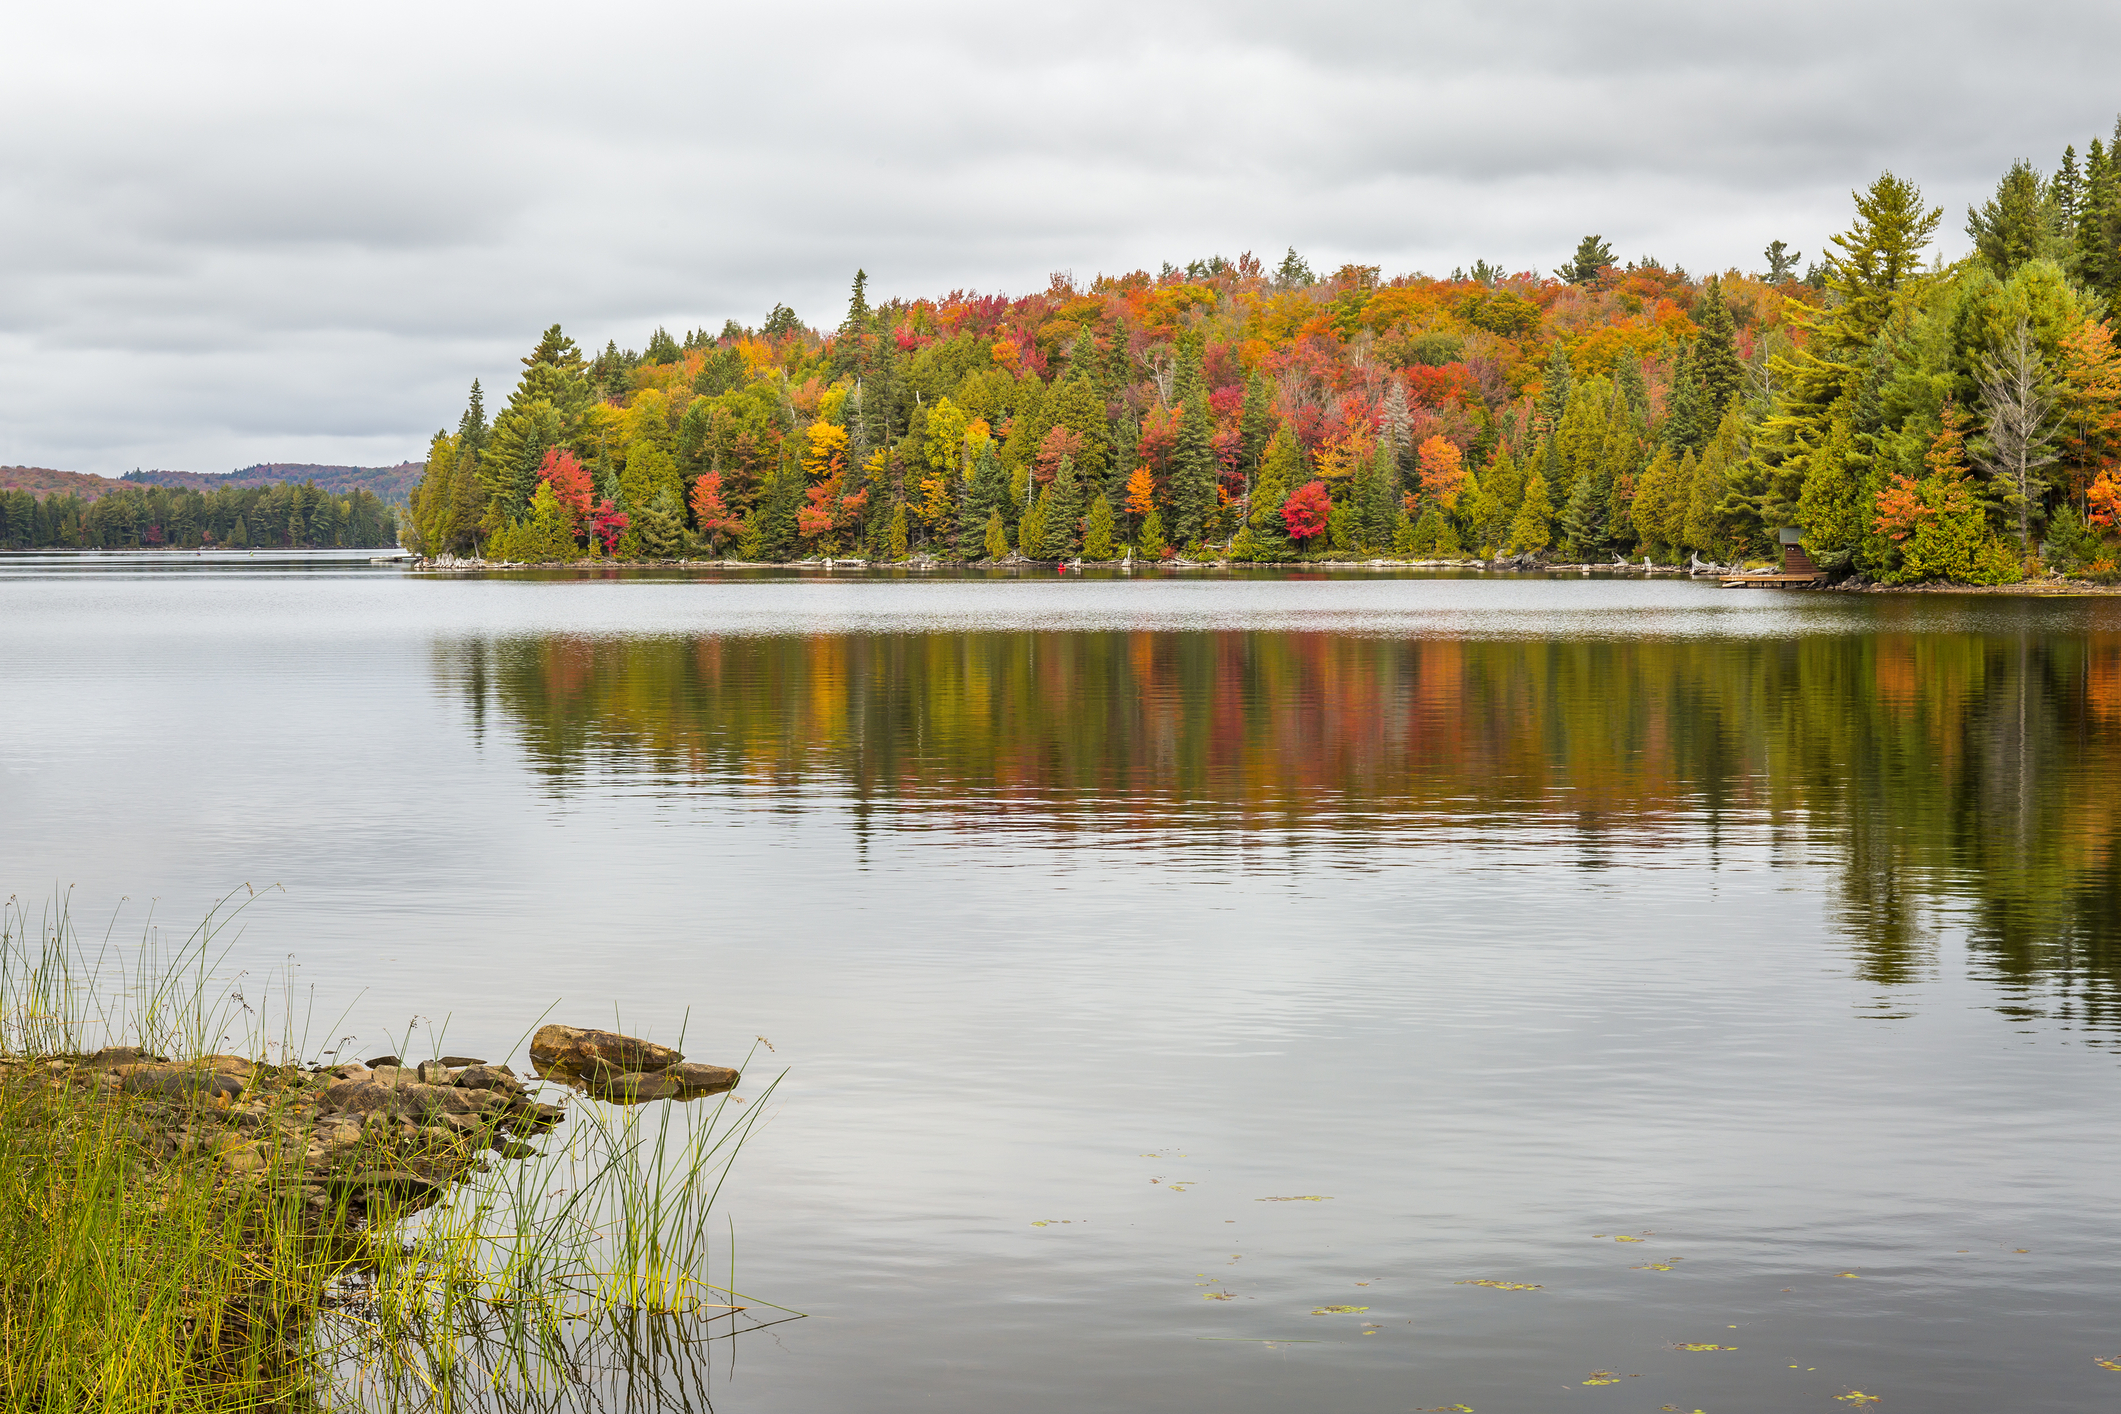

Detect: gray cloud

[3,0,2117,472]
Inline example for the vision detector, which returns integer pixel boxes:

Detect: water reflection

[448,626,2121,1032]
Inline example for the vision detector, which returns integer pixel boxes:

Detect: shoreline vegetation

[0,891,787,1412]
[408,129,2121,592]
[0,481,399,552]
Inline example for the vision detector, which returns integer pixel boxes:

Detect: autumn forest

[407,126,2121,585]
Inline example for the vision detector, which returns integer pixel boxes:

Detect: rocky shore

[3,1023,736,1225]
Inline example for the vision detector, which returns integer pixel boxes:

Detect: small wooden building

[1777,526,1818,576]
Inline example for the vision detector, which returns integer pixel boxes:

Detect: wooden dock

[1720,572,1826,588]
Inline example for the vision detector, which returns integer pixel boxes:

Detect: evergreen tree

[888,500,909,559]
[1044,454,1085,555]
[1046,375,1110,484]
[644,327,681,364]
[955,441,1009,558]
[1967,159,2060,277]
[1363,436,1400,549]
[1138,504,1168,557]
[1017,493,1048,560]
[983,508,1008,560]
[517,482,580,561]
[1507,473,1554,554]
[1795,406,1863,564]
[1560,443,1613,558]
[1239,372,1276,476]
[1082,494,1117,560]
[1615,356,1650,421]
[1557,235,1615,285]
[1169,338,1216,546]
[1538,344,1574,432]
[1391,504,1417,555]
[1693,277,1743,424]
[1664,345,1705,451]
[756,453,802,561]
[1327,498,1356,551]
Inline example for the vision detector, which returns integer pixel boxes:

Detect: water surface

[3,560,2118,1411]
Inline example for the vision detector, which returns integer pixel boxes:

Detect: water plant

[0,889,793,1412]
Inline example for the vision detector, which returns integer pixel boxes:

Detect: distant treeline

[123,462,423,507]
[0,481,398,550]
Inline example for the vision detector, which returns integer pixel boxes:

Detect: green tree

[635,487,684,558]
[983,508,1008,560]
[1082,494,1117,560]
[888,501,909,559]
[956,440,1009,558]
[1044,454,1085,555]
[1168,339,1216,544]
[1795,406,1863,563]
[1507,472,1554,553]
[1046,375,1111,485]
[1967,159,2060,277]
[1693,277,1743,424]
[1557,235,1615,285]
[1138,504,1168,558]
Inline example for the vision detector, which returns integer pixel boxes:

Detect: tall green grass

[0,891,792,1412]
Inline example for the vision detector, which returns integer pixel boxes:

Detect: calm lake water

[4,553,2121,1411]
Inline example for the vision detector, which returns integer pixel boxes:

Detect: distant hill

[125,462,423,506]
[0,466,126,501]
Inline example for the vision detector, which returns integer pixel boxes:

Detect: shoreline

[403,553,2121,595]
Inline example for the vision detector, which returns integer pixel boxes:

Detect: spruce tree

[1044,454,1085,555]
[1693,278,1743,425]
[888,501,909,559]
[1017,494,1048,559]
[1364,436,1400,549]
[756,454,802,561]
[1169,338,1216,546]
[1046,375,1110,484]
[955,441,1009,558]
[983,509,1008,561]
[1560,448,1613,558]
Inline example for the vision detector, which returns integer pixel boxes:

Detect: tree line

[406,120,2121,583]
[0,481,399,551]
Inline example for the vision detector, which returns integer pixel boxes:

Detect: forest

[406,121,2121,584]
[0,481,399,551]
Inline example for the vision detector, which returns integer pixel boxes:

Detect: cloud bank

[3,0,2115,472]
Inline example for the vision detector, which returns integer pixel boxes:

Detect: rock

[529,1024,682,1077]
[88,1046,162,1067]
[666,1062,740,1090]
[328,1063,372,1080]
[364,1055,401,1068]
[454,1064,526,1095]
[416,1060,453,1085]
[115,1064,247,1102]
[591,1063,738,1104]
[221,1143,270,1174]
[438,1055,486,1067]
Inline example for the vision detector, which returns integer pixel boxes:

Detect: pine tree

[1391,505,1417,556]
[756,454,802,561]
[1556,235,1615,285]
[888,501,909,559]
[1628,445,1681,558]
[983,509,1008,561]
[1082,495,1117,560]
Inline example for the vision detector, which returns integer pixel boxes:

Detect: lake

[3,552,2119,1411]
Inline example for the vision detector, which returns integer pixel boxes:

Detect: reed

[0,891,792,1413]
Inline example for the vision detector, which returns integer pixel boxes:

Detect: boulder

[438,1055,486,1067]
[666,1062,740,1090]
[529,1025,682,1077]
[88,1046,163,1067]
[115,1064,247,1102]
[590,1063,739,1104]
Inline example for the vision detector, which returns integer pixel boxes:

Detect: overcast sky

[3,1,2118,475]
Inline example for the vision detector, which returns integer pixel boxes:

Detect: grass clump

[0,891,790,1412]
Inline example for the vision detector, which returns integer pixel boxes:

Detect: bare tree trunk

[1975,318,2059,556]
